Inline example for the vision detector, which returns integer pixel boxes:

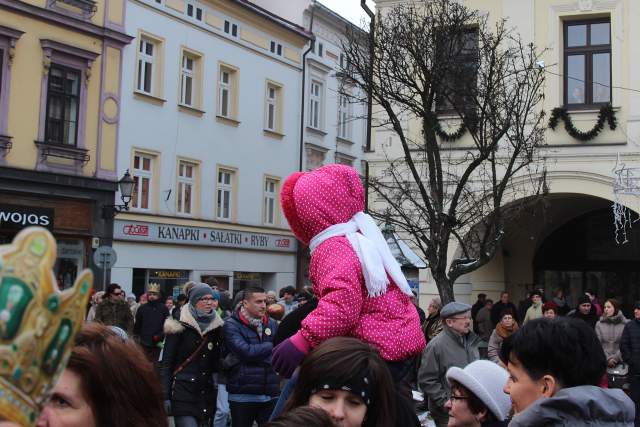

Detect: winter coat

[523,303,543,324]
[621,318,640,376]
[418,326,482,409]
[569,309,598,329]
[273,299,318,347]
[280,164,425,362]
[134,300,170,347]
[487,321,518,364]
[491,301,518,326]
[596,312,628,364]
[222,310,279,397]
[508,385,634,426]
[475,307,493,341]
[423,313,443,343]
[160,305,224,419]
[94,299,134,334]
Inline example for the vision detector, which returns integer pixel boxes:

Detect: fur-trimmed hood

[164,304,224,336]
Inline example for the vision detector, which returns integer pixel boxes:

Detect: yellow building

[0,0,132,289]
[370,0,640,312]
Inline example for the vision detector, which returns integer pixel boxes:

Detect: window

[266,84,277,131]
[436,28,479,113]
[177,161,196,215]
[337,93,350,139]
[136,38,155,94]
[132,154,153,210]
[308,80,323,129]
[224,20,238,37]
[263,178,278,225]
[564,19,611,107]
[318,42,323,57]
[180,54,194,106]
[219,69,231,118]
[186,2,203,21]
[270,41,282,56]
[216,169,233,220]
[45,65,80,146]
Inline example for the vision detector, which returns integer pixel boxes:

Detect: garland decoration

[427,114,476,142]
[548,104,617,142]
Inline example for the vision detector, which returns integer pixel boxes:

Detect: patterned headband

[309,370,373,406]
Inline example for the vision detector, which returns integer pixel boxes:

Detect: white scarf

[309,212,413,298]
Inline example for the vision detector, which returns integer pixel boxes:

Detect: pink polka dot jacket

[281,164,426,362]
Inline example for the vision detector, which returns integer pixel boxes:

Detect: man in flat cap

[418,301,482,427]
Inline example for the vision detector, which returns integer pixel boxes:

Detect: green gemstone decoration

[11,344,17,352]
[30,412,36,423]
[2,360,8,369]
[47,295,60,312]
[29,236,46,256]
[80,281,89,295]
[12,367,22,381]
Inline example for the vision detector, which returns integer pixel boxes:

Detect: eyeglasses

[112,291,123,296]
[199,297,216,302]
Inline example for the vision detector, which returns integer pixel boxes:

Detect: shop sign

[0,204,54,231]
[152,270,185,279]
[235,272,261,281]
[114,220,297,253]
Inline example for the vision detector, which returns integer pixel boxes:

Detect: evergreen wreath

[548,104,617,142]
[427,114,476,142]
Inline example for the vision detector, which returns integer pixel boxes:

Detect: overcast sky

[317,0,376,27]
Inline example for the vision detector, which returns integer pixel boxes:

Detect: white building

[112,0,310,297]
[253,0,370,172]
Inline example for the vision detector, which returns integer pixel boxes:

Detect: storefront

[0,168,118,290]
[111,219,298,297]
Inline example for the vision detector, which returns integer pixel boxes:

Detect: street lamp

[103,170,135,219]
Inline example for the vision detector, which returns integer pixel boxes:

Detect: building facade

[112,0,309,297]
[252,0,370,173]
[371,0,640,312]
[0,0,132,290]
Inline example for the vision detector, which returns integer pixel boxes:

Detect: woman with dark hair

[596,298,628,368]
[265,406,335,427]
[282,337,401,427]
[487,309,518,364]
[36,322,167,427]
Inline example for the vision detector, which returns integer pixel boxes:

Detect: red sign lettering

[123,224,149,236]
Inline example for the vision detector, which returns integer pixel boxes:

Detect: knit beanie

[188,283,214,306]
[578,294,591,305]
[446,360,511,421]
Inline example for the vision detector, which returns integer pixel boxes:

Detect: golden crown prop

[0,227,92,426]
[147,282,161,294]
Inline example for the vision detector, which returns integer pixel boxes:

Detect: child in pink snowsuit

[272,164,426,378]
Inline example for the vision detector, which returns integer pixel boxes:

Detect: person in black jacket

[134,283,170,365]
[223,287,279,427]
[490,292,518,326]
[160,283,224,427]
[621,301,640,425]
[568,295,598,329]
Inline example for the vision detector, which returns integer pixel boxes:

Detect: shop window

[564,19,611,108]
[132,153,154,210]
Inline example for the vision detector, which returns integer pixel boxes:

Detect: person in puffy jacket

[160,283,224,427]
[596,298,628,369]
[502,317,634,426]
[621,301,640,426]
[223,287,279,427]
[271,165,425,381]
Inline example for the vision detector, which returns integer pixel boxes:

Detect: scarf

[241,306,264,337]
[496,321,519,339]
[309,211,412,297]
[189,304,216,334]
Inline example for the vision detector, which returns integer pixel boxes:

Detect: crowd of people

[3,165,640,427]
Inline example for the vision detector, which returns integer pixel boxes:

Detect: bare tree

[341,0,547,303]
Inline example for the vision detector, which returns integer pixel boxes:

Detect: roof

[233,0,313,40]
[311,1,369,38]
[385,231,427,269]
